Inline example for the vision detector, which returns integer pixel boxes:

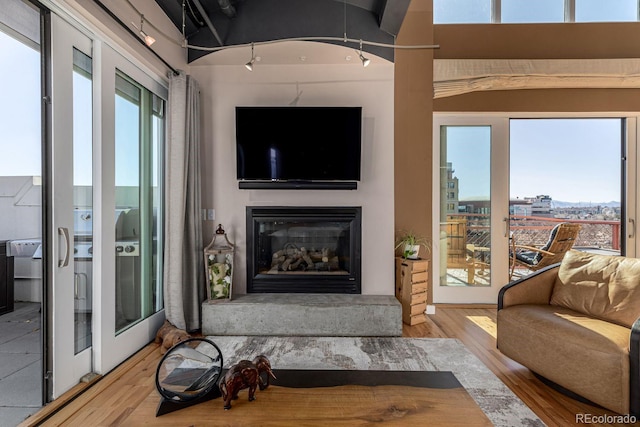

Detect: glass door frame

[47,9,167,400]
[433,112,639,304]
[432,115,510,304]
[94,42,166,376]
[628,117,637,258]
[49,13,93,399]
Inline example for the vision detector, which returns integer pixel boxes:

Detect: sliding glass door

[114,71,164,334]
[47,11,166,399]
[433,114,634,303]
[0,0,44,417]
[433,116,510,303]
[95,43,166,375]
[508,118,625,279]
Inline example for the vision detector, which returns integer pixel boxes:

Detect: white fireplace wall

[190,58,394,295]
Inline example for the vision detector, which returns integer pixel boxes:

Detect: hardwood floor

[405,307,638,427]
[20,307,638,426]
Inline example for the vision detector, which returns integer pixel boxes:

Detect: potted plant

[395,231,431,260]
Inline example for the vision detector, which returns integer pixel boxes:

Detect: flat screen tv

[236,107,362,186]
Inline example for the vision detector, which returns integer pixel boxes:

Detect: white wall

[0,177,41,241]
[190,59,395,295]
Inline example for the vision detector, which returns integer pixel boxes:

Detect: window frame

[434,0,640,23]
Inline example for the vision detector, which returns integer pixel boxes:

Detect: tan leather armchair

[497,250,640,415]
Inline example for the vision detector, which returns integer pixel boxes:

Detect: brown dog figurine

[219,355,275,410]
[154,320,191,354]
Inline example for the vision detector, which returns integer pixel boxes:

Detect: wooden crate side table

[395,257,429,325]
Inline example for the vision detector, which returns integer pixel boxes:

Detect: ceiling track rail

[91,0,180,76]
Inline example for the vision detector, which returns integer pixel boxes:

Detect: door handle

[503,217,509,238]
[629,218,636,239]
[58,227,70,267]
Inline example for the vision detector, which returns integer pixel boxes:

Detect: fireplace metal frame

[246,206,362,293]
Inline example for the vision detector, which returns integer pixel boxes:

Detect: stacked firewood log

[271,245,339,272]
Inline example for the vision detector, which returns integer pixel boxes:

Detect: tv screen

[236,107,362,182]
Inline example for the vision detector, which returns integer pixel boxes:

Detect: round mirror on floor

[155,337,224,404]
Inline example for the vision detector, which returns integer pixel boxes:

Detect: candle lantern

[204,224,235,300]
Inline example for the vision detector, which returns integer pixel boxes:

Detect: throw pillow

[550,249,640,328]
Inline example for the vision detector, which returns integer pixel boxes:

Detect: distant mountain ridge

[552,200,620,208]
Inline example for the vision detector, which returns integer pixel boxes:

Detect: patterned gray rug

[205,336,545,427]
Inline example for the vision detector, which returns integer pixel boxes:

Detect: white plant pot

[404,244,420,259]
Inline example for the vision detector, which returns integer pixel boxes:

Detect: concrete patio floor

[0,302,42,427]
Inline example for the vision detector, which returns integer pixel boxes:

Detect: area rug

[205,336,545,427]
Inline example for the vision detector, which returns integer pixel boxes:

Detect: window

[114,71,164,333]
[73,48,93,354]
[575,0,637,22]
[435,0,640,23]
[434,0,491,23]
[502,0,564,23]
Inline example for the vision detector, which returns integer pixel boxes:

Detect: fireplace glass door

[247,207,361,293]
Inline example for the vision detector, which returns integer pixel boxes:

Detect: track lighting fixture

[138,14,155,46]
[245,43,256,71]
[358,40,370,67]
[118,0,438,75]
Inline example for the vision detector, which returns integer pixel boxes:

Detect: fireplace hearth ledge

[202,294,402,337]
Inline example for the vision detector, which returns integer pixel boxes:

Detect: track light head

[245,43,256,71]
[359,53,370,67]
[358,39,370,67]
[137,15,155,46]
[140,30,156,47]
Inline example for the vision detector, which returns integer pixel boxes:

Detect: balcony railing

[447,214,621,252]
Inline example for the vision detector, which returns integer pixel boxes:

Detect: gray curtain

[164,72,203,331]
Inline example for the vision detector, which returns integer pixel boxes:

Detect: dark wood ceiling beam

[378,0,411,36]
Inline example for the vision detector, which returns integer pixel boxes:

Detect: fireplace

[246,207,362,293]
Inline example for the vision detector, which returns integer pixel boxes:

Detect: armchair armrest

[498,263,560,310]
[630,317,640,416]
[512,244,554,257]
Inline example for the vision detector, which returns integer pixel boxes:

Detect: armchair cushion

[513,224,562,266]
[550,250,640,328]
[535,223,561,263]
[514,250,539,265]
[497,304,631,414]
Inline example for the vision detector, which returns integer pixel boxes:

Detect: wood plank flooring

[404,307,639,427]
[20,306,639,426]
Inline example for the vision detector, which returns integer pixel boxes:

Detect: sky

[510,119,620,203]
[0,30,41,176]
[445,119,621,204]
[0,29,141,187]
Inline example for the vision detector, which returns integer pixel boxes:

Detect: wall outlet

[201,209,207,221]
[426,305,436,315]
[207,209,215,221]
